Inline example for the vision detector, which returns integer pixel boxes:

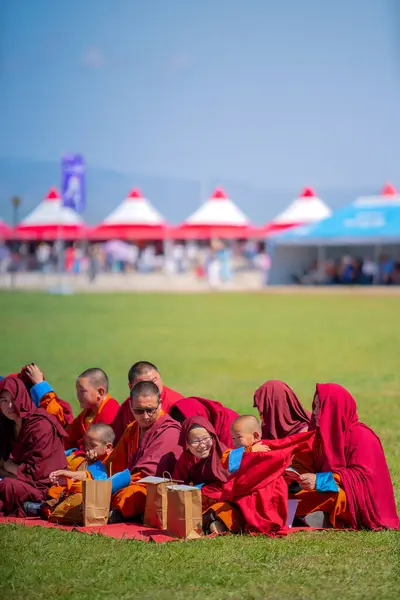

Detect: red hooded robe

[0,377,67,517]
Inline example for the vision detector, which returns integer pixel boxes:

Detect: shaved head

[87,423,115,446]
[232,415,262,435]
[230,415,263,449]
[128,362,159,384]
[78,368,109,393]
[130,380,160,402]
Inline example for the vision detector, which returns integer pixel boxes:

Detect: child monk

[43,423,129,523]
[173,416,244,535]
[64,368,120,450]
[224,415,271,472]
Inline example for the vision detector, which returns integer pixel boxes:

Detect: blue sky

[1,0,400,193]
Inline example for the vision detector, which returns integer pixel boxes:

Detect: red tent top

[299,186,316,198]
[381,182,397,196]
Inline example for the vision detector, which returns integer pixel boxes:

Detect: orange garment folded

[39,392,74,429]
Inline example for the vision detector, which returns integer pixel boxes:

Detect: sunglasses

[131,404,160,416]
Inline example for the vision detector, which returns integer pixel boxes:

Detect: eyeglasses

[188,436,212,447]
[131,405,160,416]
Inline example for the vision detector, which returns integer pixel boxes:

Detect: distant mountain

[0,156,374,226]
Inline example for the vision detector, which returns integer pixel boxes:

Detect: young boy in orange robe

[43,423,130,523]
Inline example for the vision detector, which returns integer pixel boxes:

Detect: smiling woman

[0,376,67,516]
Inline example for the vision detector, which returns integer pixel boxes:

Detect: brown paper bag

[82,479,112,527]
[166,484,203,539]
[138,475,179,530]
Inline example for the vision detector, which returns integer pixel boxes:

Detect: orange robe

[106,412,182,519]
[39,391,74,429]
[64,395,120,450]
[291,444,352,528]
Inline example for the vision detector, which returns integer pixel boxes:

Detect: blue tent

[271,192,400,246]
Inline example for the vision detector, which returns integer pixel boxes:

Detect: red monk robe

[5,369,74,429]
[253,380,311,440]
[65,395,120,450]
[107,412,182,519]
[292,384,399,530]
[0,377,67,517]
[203,430,315,535]
[112,386,184,443]
[170,397,239,447]
[173,416,244,533]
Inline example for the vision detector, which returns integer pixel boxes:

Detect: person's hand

[86,448,98,462]
[299,473,316,491]
[251,442,271,453]
[3,459,18,475]
[24,363,45,385]
[49,470,67,486]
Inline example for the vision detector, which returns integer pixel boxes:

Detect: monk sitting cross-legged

[107,381,182,522]
[64,368,120,450]
[0,376,67,517]
[291,383,399,530]
[112,361,184,444]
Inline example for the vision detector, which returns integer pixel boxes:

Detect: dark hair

[78,368,109,392]
[128,361,158,385]
[130,380,160,402]
[87,423,115,445]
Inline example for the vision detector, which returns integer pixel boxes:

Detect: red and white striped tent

[14,188,87,240]
[172,187,257,239]
[264,187,332,235]
[0,219,12,239]
[89,189,169,240]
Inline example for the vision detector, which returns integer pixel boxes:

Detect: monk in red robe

[107,381,182,521]
[253,380,311,440]
[19,363,74,428]
[170,397,239,447]
[112,361,184,443]
[64,368,119,450]
[204,429,315,535]
[291,383,399,530]
[2,365,74,428]
[173,416,244,534]
[0,376,67,517]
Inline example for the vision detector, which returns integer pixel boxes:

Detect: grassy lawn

[0,291,399,600]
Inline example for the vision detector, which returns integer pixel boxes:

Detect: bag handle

[162,471,173,482]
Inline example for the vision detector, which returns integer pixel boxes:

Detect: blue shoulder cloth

[110,469,131,494]
[30,381,54,407]
[228,447,245,473]
[316,472,339,493]
[86,461,108,480]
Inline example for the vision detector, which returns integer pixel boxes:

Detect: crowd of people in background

[293,253,400,285]
[0,239,270,288]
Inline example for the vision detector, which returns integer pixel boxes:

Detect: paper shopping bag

[166,484,203,539]
[82,479,112,527]
[138,475,180,530]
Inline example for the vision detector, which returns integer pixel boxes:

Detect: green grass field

[0,291,399,600]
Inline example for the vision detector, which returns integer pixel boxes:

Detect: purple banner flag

[61,154,85,213]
